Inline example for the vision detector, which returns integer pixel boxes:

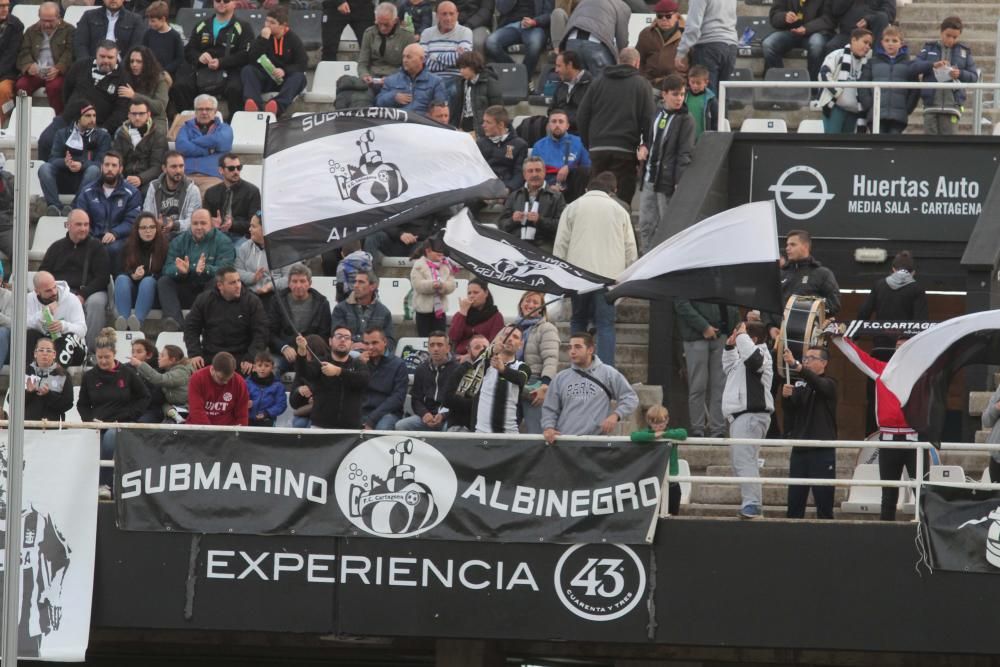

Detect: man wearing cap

[761,0,833,84]
[636,0,685,89]
[38,102,111,217]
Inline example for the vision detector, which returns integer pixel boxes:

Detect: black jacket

[443,359,477,430]
[39,234,111,300]
[411,356,460,417]
[292,354,369,429]
[24,364,75,421]
[774,256,841,325]
[268,287,333,355]
[112,122,169,189]
[829,0,895,34]
[856,273,928,353]
[641,105,695,197]
[0,15,24,81]
[477,133,528,192]
[61,58,130,130]
[202,179,261,239]
[499,185,565,247]
[576,63,655,152]
[184,285,269,363]
[73,7,146,60]
[783,368,838,442]
[768,0,834,34]
[449,68,503,134]
[247,29,308,76]
[78,362,150,422]
[184,15,253,74]
[454,0,495,29]
[548,69,592,133]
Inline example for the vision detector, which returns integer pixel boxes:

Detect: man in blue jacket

[916,16,978,135]
[72,0,145,60]
[176,95,234,186]
[39,102,110,216]
[359,327,408,430]
[485,0,553,85]
[376,43,448,113]
[531,109,590,199]
[73,150,142,272]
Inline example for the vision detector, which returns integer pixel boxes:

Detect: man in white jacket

[721,320,773,520]
[26,272,88,367]
[552,171,637,368]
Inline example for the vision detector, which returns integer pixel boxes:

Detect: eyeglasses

[224,165,243,172]
[332,333,352,341]
[656,12,674,18]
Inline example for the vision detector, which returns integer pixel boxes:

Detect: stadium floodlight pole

[1,91,31,666]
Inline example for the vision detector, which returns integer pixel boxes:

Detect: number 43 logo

[554,544,647,622]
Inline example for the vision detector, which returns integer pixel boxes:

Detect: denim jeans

[823,106,863,133]
[38,162,100,207]
[689,42,737,95]
[240,66,307,113]
[486,22,548,79]
[395,414,444,432]
[114,274,158,324]
[367,412,400,430]
[564,39,614,78]
[761,30,831,82]
[0,326,9,368]
[570,291,617,368]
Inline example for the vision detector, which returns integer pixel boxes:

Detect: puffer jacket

[721,333,774,418]
[518,319,560,383]
[859,45,932,124]
[916,40,978,107]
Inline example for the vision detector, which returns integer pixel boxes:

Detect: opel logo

[768,165,835,220]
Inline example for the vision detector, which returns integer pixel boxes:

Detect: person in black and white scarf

[475,326,530,435]
[818,28,873,133]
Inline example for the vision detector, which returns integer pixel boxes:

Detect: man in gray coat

[675,299,740,438]
[558,0,630,77]
[674,0,738,94]
[541,332,638,444]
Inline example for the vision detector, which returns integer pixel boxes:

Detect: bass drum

[778,296,827,363]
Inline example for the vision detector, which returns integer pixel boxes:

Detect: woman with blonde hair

[514,291,560,433]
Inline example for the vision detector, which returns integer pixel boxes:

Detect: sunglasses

[656,12,675,18]
[224,165,243,172]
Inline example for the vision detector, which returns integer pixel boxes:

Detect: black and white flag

[881,309,1000,443]
[920,483,1000,574]
[261,108,506,267]
[606,201,783,313]
[442,209,611,295]
[1,430,99,661]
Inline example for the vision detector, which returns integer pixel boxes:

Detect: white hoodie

[26,281,87,339]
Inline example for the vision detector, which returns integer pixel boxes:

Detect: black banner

[920,483,1000,573]
[749,144,999,241]
[115,430,669,544]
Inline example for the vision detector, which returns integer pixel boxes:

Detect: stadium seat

[797,119,825,134]
[235,9,266,33]
[628,13,654,46]
[982,468,992,483]
[241,164,263,189]
[718,118,732,132]
[62,5,90,26]
[290,9,323,51]
[754,68,810,111]
[230,111,275,154]
[340,25,360,52]
[740,118,787,133]
[380,256,414,269]
[378,277,412,321]
[311,276,338,305]
[395,337,429,375]
[114,331,145,364]
[304,60,359,104]
[174,8,213,41]
[27,159,44,199]
[155,332,187,357]
[929,465,966,483]
[274,393,295,428]
[29,216,66,262]
[64,386,82,423]
[677,459,692,505]
[725,67,754,111]
[11,3,37,27]
[840,464,881,514]
[993,124,1000,137]
[487,63,529,106]
[528,63,555,106]
[0,106,54,149]
[735,16,774,58]
[511,115,530,130]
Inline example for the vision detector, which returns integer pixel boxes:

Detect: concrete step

[704,464,857,477]
[678,503,903,520]
[900,4,1000,21]
[556,322,648,345]
[969,390,992,417]
[677,444,862,472]
[690,483,850,505]
[558,343,647,365]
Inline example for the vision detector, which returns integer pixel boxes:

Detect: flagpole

[1,91,31,666]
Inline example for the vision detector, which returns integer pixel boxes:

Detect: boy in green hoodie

[631,404,687,515]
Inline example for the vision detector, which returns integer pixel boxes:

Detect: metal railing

[16,421,1000,523]
[718,79,999,135]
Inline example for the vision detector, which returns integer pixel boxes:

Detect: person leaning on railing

[630,404,687,515]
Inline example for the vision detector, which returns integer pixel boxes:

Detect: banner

[115,430,670,544]
[842,320,935,339]
[261,108,506,267]
[1,430,99,661]
[442,209,611,295]
[920,483,1000,573]
[748,144,998,241]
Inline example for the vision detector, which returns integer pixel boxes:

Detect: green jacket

[674,299,740,342]
[630,427,687,474]
[17,20,75,75]
[135,360,193,406]
[163,227,235,285]
[357,23,414,79]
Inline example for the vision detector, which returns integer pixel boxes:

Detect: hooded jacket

[856,270,928,354]
[721,332,774,418]
[247,372,288,421]
[637,21,685,87]
[184,285,269,364]
[77,361,150,422]
[293,353,369,429]
[142,172,202,232]
[540,356,639,434]
[26,281,87,339]
[135,360,193,406]
[268,288,333,355]
[73,176,143,241]
[361,354,409,426]
[113,120,168,189]
[916,39,977,108]
[411,355,459,417]
[176,115,234,177]
[163,227,236,286]
[640,103,694,196]
[576,63,655,154]
[235,239,288,293]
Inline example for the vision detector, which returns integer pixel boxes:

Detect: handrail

[718,79,996,135]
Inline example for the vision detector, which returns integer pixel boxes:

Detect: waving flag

[261,108,505,267]
[881,309,1000,443]
[443,209,610,295]
[605,201,783,313]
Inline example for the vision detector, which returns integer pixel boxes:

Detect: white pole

[1,91,31,666]
[872,86,881,134]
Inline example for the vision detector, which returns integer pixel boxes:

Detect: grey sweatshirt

[677,0,738,56]
[540,356,639,435]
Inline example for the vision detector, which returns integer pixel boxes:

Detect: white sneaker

[98,485,112,500]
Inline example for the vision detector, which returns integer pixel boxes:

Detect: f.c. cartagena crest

[335,436,457,538]
[328,129,408,205]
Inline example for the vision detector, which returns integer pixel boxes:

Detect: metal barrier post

[718,81,728,132]
[974,77,983,136]
[914,443,926,523]
[871,85,881,134]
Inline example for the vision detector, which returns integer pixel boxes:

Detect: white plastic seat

[155,332,187,357]
[0,107,54,149]
[929,465,966,483]
[741,118,788,133]
[229,111,275,154]
[64,386,82,423]
[304,61,359,104]
[840,464,881,514]
[380,256,413,268]
[241,164,263,189]
[797,119,825,134]
[11,3,38,27]
[27,159,44,199]
[677,459,692,505]
[511,115,530,130]
[340,25,359,51]
[378,277,411,321]
[628,14,654,46]
[29,216,67,262]
[395,336,428,376]
[490,285,524,323]
[114,331,145,364]
[63,5,91,26]
[311,276,338,305]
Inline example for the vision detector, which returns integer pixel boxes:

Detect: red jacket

[186,367,250,426]
[833,337,914,433]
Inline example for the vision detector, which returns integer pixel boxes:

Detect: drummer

[767,230,841,342]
